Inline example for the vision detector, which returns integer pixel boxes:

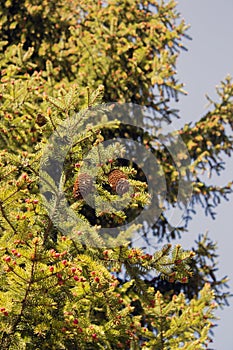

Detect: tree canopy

[0,0,232,349]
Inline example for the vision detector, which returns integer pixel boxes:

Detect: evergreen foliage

[0,0,232,348]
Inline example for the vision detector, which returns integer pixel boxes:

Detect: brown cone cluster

[108,169,129,195]
[73,169,130,199]
[73,173,93,199]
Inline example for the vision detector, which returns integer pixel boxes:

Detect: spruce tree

[0,0,232,348]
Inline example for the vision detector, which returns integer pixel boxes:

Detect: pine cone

[108,169,129,195]
[73,173,93,199]
[116,178,130,196]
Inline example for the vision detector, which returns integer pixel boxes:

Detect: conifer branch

[0,201,16,234]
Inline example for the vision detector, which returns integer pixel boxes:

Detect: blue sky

[173,1,233,349]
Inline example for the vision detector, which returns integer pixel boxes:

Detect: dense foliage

[0,0,232,349]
